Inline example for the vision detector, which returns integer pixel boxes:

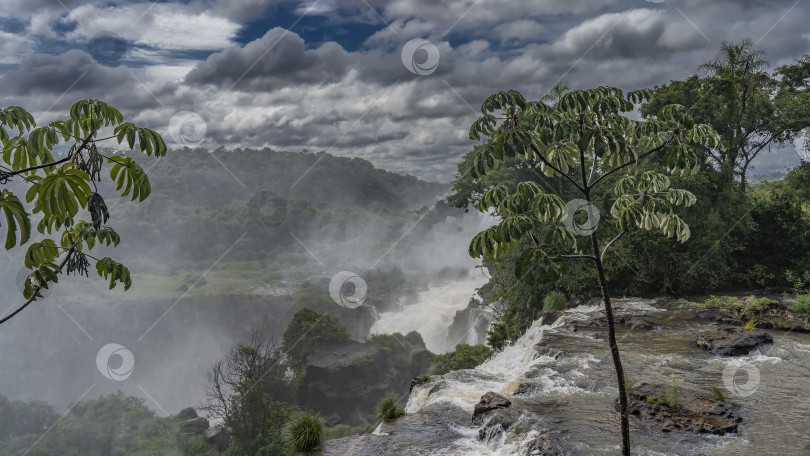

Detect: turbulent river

[328,298,810,455]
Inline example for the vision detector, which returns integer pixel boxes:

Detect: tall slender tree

[465,87,720,455]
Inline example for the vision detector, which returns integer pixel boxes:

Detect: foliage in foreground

[1,100,166,324]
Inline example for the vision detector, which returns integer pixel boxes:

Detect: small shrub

[743,319,757,331]
[624,375,635,392]
[416,374,431,382]
[284,412,324,453]
[785,270,810,290]
[375,395,405,421]
[666,379,681,410]
[543,291,569,312]
[708,386,726,402]
[791,294,810,314]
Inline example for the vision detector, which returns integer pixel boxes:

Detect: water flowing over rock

[696,327,773,356]
[321,297,810,455]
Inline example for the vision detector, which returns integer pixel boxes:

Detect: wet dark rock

[513,382,536,396]
[472,391,512,425]
[176,406,197,420]
[476,407,520,441]
[298,336,432,425]
[183,416,209,434]
[205,425,231,452]
[533,344,565,360]
[623,383,742,435]
[696,327,773,356]
[540,311,563,326]
[526,433,564,455]
[579,314,655,330]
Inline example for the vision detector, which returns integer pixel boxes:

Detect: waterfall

[369,268,489,353]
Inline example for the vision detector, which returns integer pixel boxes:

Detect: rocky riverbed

[319,297,810,455]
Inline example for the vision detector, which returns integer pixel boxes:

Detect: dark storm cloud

[1,0,808,181]
[0,50,136,96]
[185,27,351,90]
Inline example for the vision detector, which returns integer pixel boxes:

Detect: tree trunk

[590,229,631,455]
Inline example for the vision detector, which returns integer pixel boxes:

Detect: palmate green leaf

[477,183,509,212]
[540,224,580,253]
[113,123,167,157]
[0,106,36,134]
[37,165,92,219]
[664,188,697,207]
[24,239,60,268]
[637,171,671,193]
[533,193,565,223]
[658,213,691,243]
[610,195,644,231]
[469,225,521,260]
[515,246,566,285]
[22,262,61,300]
[0,189,31,249]
[662,144,703,176]
[109,157,152,201]
[95,257,132,290]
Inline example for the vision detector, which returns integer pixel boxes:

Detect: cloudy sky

[1,0,808,182]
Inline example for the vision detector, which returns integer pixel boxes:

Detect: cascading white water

[369,269,489,353]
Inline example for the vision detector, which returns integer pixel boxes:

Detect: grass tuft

[375,395,405,421]
[283,412,324,453]
[708,385,726,402]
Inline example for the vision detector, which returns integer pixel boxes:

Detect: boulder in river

[472,391,511,425]
[696,327,773,356]
[623,383,742,435]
